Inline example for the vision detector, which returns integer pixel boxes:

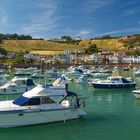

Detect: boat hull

[92,83,136,89]
[132,90,140,98]
[14,74,31,76]
[133,93,140,98]
[0,108,85,128]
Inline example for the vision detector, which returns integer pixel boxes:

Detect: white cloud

[118,2,136,9]
[118,1,140,17]
[76,31,90,37]
[121,9,138,16]
[97,27,140,36]
[19,0,60,37]
[84,0,116,13]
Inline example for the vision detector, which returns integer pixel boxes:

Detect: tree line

[0,33,44,40]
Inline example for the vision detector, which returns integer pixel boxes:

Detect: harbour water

[0,72,140,140]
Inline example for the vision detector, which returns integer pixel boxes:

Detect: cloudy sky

[0,0,140,39]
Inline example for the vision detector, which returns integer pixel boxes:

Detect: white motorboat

[45,68,59,78]
[98,67,112,73]
[31,73,44,79]
[132,89,140,98]
[14,68,31,76]
[14,67,40,76]
[61,74,73,81]
[66,67,84,75]
[134,70,140,76]
[0,77,35,94]
[0,85,86,127]
[75,75,89,84]
[91,73,109,78]
[45,76,67,90]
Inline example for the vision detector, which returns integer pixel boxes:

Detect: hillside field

[1,35,140,53]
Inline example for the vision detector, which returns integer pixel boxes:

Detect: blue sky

[0,0,140,39]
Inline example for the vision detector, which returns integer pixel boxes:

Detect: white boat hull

[133,90,140,98]
[133,94,140,98]
[0,108,85,128]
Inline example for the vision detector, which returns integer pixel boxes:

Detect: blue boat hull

[14,74,31,76]
[92,83,136,89]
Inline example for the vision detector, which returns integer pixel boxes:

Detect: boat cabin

[12,86,79,108]
[9,77,34,87]
[13,95,56,106]
[107,76,131,83]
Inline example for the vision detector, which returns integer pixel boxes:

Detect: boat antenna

[128,63,134,81]
[66,83,68,93]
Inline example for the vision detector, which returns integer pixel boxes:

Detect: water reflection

[133,99,140,107]
[90,89,134,113]
[0,94,21,101]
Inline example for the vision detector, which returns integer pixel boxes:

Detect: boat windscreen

[13,96,29,106]
[122,78,130,83]
[26,79,35,86]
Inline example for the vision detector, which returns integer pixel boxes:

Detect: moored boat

[0,85,86,127]
[91,72,109,78]
[66,66,84,75]
[0,77,35,94]
[45,68,59,78]
[14,68,31,76]
[134,70,140,76]
[75,74,89,84]
[132,89,140,98]
[91,76,136,89]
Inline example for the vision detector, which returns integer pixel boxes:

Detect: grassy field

[1,36,140,53]
[30,50,64,55]
[2,40,88,52]
[79,38,125,51]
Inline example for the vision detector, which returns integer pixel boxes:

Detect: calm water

[0,74,140,140]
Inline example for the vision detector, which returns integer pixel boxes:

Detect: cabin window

[111,78,120,81]
[0,77,3,80]
[41,97,55,104]
[21,98,40,106]
[15,80,23,85]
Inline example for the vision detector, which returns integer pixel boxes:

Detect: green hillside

[79,36,140,51]
[1,40,87,52]
[1,35,140,53]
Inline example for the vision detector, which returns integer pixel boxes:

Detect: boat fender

[26,88,28,92]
